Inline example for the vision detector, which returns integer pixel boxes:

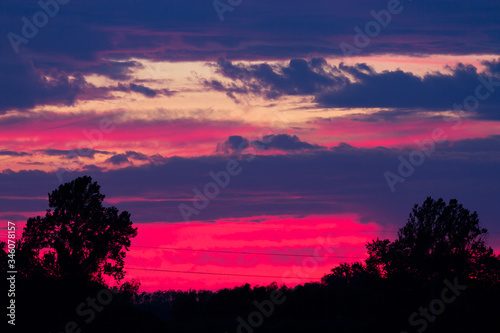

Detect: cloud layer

[2,136,499,237]
[206,59,500,120]
[2,0,500,112]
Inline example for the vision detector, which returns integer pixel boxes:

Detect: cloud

[0,43,170,113]
[216,136,250,154]
[125,83,174,98]
[217,134,323,153]
[34,60,142,81]
[1,111,258,160]
[207,59,500,120]
[105,154,131,165]
[3,0,500,63]
[104,151,152,165]
[252,134,324,151]
[1,0,499,112]
[316,62,500,117]
[125,151,150,161]
[129,83,158,98]
[0,150,31,156]
[437,135,500,153]
[36,149,113,159]
[0,53,88,113]
[86,61,143,81]
[203,58,346,101]
[82,165,106,172]
[2,136,498,235]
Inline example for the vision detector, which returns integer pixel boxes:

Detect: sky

[1,0,500,292]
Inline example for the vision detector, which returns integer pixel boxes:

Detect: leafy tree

[365,197,500,281]
[321,262,373,285]
[20,176,137,283]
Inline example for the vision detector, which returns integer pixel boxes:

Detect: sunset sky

[1,0,500,291]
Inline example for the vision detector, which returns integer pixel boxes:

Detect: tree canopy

[20,176,137,282]
[364,197,500,281]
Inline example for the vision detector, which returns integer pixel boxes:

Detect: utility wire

[132,245,366,259]
[126,267,322,280]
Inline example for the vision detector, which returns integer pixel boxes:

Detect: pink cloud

[309,116,500,149]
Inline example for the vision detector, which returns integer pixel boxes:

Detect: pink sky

[120,214,384,291]
[2,55,500,293]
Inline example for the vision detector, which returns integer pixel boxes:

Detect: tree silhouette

[321,262,374,286]
[20,176,137,283]
[365,197,500,281]
[5,195,499,333]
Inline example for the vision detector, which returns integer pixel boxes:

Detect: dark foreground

[4,273,500,333]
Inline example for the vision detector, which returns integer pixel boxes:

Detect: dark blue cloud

[125,151,150,161]
[2,0,500,112]
[0,150,31,156]
[252,134,324,151]
[0,52,88,113]
[208,59,500,120]
[204,58,345,101]
[105,154,130,165]
[1,1,498,61]
[217,134,323,153]
[316,62,500,117]
[216,135,250,154]
[104,151,156,165]
[36,148,113,159]
[1,136,499,239]
[2,0,499,62]
[126,83,173,98]
[437,135,500,153]
[129,83,158,97]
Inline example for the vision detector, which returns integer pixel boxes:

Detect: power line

[126,267,322,280]
[132,245,366,259]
